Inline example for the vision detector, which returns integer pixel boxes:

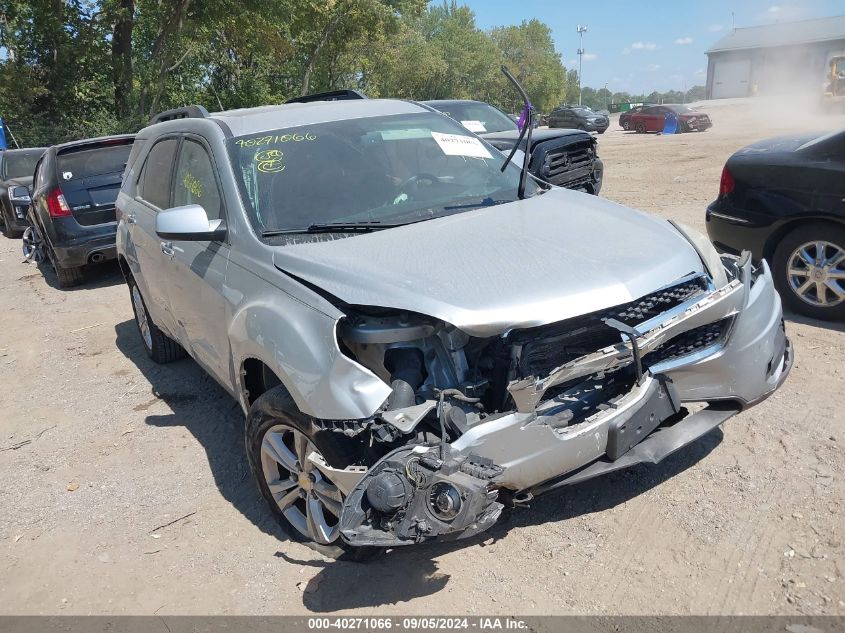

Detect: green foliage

[0,0,573,145]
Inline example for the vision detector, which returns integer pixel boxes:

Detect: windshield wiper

[261,221,399,237]
[443,197,510,211]
[499,65,534,200]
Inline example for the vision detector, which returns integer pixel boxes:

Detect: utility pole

[604,82,609,109]
[577,25,588,105]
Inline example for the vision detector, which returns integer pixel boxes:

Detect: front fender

[228,288,391,420]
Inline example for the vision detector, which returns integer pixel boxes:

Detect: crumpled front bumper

[451,256,791,492]
[338,257,792,547]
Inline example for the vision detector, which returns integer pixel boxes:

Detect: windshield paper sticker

[460,120,487,133]
[431,132,492,159]
[254,148,285,173]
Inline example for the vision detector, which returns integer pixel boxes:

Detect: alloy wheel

[786,240,845,308]
[131,285,153,350]
[21,226,44,263]
[260,424,343,545]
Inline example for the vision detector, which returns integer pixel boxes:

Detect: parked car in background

[619,105,646,131]
[0,147,45,236]
[28,134,135,287]
[629,105,712,134]
[116,97,790,558]
[707,129,845,320]
[548,105,609,134]
[423,99,603,194]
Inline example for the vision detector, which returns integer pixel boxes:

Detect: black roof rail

[149,105,210,125]
[285,89,368,104]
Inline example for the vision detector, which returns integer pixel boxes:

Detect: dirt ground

[0,99,843,616]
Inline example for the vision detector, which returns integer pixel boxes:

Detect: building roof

[706,15,845,53]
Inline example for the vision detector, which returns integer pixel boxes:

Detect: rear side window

[138,138,179,210]
[57,141,133,182]
[173,139,223,221]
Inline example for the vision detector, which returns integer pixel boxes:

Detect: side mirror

[155,204,226,241]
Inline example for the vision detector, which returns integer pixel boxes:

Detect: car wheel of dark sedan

[128,278,186,363]
[773,224,845,321]
[622,120,630,131]
[53,260,84,288]
[635,122,646,134]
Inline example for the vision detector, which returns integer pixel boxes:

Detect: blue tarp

[0,118,8,149]
[662,113,678,135]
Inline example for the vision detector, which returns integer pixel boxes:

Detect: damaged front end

[325,253,791,548]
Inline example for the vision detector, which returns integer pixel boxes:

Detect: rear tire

[128,278,185,363]
[635,121,646,134]
[54,262,84,288]
[772,223,845,321]
[246,386,381,561]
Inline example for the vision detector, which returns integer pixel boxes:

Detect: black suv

[548,105,609,134]
[424,99,603,195]
[28,135,135,287]
[0,148,45,236]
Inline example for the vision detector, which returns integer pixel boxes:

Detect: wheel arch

[763,216,845,262]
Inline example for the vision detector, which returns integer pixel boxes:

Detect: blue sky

[457,0,845,93]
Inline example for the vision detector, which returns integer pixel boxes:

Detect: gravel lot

[0,99,843,616]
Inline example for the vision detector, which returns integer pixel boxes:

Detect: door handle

[125,214,136,224]
[160,241,175,256]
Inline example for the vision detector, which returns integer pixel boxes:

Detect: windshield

[2,150,43,180]
[427,102,517,134]
[227,112,538,235]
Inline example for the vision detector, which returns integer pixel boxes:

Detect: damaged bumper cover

[339,257,792,547]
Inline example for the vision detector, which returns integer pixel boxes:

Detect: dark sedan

[0,148,45,236]
[423,99,603,194]
[548,105,609,134]
[706,129,845,320]
[28,134,135,287]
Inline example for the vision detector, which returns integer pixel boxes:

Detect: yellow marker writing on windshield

[255,149,285,173]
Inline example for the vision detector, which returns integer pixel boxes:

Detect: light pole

[577,25,588,105]
[604,82,609,109]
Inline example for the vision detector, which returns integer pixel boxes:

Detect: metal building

[705,16,845,99]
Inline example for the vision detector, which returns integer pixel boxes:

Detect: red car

[629,104,712,133]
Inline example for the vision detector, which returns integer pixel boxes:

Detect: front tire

[246,386,379,561]
[128,279,185,362]
[772,223,845,321]
[622,120,630,131]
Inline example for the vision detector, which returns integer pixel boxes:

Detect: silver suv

[116,97,792,558]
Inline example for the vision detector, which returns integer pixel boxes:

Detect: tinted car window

[430,102,517,134]
[173,139,223,221]
[139,138,178,209]
[2,151,42,180]
[57,142,132,182]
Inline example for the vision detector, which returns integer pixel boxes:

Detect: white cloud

[708,24,724,32]
[631,41,658,51]
[643,63,661,72]
[674,37,693,45]
[694,68,706,77]
[622,47,630,55]
[757,4,803,21]
[582,52,598,61]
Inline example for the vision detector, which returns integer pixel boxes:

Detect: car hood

[481,128,591,143]
[5,176,33,188]
[271,189,704,337]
